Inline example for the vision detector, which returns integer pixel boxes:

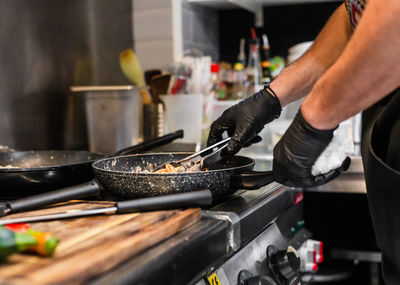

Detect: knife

[0,190,213,225]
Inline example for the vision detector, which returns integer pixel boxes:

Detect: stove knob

[247,276,277,285]
[238,270,277,285]
[269,246,300,280]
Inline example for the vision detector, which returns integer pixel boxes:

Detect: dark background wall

[0,0,132,150]
[182,1,220,62]
[0,1,341,149]
[218,2,342,63]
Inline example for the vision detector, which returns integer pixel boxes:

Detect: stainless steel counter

[151,143,367,194]
[240,150,367,194]
[306,156,366,194]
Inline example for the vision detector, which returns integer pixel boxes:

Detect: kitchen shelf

[188,0,340,9]
[188,0,258,13]
[188,0,340,26]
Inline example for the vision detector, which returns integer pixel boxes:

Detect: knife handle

[116,190,213,213]
[6,181,101,214]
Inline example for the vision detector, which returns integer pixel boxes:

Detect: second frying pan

[0,130,183,197]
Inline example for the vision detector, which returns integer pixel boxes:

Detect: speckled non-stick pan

[92,153,275,198]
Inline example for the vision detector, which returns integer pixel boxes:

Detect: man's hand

[273,110,350,187]
[207,87,281,154]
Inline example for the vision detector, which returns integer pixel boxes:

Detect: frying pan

[0,130,184,197]
[0,152,275,216]
[92,153,275,198]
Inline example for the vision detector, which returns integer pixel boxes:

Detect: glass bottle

[246,38,262,95]
[232,62,246,100]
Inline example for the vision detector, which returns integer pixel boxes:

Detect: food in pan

[154,163,182,173]
[0,165,18,169]
[133,160,204,173]
[154,163,202,173]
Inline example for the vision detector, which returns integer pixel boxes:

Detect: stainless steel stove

[194,184,322,285]
[92,182,322,285]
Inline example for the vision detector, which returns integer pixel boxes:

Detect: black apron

[362,88,400,284]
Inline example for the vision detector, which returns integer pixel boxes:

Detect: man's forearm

[271,4,353,107]
[302,0,400,130]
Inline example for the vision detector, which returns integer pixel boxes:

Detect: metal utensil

[143,103,165,141]
[0,190,213,225]
[153,137,230,172]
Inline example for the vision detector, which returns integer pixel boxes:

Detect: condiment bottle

[261,33,273,84]
[246,29,262,95]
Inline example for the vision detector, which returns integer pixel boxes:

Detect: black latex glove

[207,86,282,154]
[273,110,351,187]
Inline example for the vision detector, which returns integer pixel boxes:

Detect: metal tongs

[153,137,231,172]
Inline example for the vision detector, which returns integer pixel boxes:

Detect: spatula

[119,49,145,87]
[119,49,152,104]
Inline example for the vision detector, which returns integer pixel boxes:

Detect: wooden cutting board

[0,200,201,284]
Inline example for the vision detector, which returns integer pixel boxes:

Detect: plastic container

[160,94,204,145]
[269,119,292,146]
[71,86,142,155]
[208,98,275,150]
[209,99,240,123]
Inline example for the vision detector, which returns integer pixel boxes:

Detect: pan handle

[113,130,184,156]
[116,190,213,213]
[230,170,275,190]
[5,181,101,215]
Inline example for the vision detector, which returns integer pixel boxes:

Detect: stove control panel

[238,270,277,285]
[266,245,301,284]
[196,222,312,285]
[297,239,323,272]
